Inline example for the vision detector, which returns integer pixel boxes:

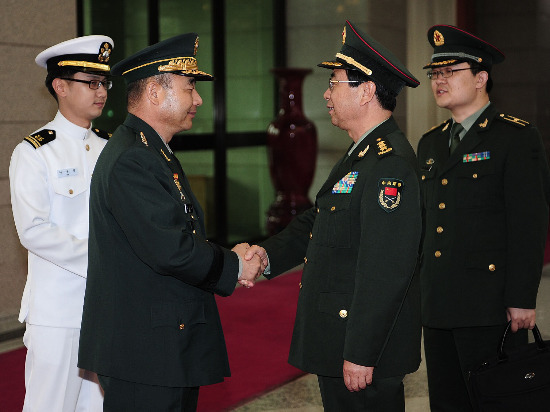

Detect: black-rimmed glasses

[328,79,361,91]
[427,67,471,80]
[59,78,113,90]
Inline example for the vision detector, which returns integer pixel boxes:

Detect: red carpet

[198,270,304,411]
[0,271,304,411]
[0,345,25,411]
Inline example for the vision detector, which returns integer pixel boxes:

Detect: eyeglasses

[427,67,471,80]
[328,79,361,91]
[59,78,113,90]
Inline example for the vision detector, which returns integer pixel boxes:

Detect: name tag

[332,171,359,194]
[57,168,78,178]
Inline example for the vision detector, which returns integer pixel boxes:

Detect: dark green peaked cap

[112,33,213,84]
[318,20,420,96]
[423,25,505,70]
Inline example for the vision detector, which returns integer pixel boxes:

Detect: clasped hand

[231,243,268,288]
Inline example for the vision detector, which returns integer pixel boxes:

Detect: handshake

[231,243,268,288]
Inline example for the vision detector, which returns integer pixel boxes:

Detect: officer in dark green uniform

[78,33,261,411]
[417,24,550,411]
[242,21,423,411]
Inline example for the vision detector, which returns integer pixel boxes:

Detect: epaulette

[92,127,112,140]
[423,120,450,136]
[23,129,56,149]
[497,113,529,128]
[375,137,393,158]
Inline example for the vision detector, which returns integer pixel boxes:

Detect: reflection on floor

[1,266,549,412]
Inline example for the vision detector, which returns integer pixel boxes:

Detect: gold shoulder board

[23,129,56,149]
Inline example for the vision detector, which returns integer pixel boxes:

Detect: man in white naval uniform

[9,35,114,411]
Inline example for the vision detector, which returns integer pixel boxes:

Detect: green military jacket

[261,117,423,378]
[417,104,550,328]
[79,114,239,387]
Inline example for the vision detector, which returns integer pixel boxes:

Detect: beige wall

[286,0,455,198]
[0,0,76,333]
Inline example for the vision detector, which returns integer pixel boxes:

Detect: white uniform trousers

[23,324,103,412]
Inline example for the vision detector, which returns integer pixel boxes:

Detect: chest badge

[332,171,359,194]
[463,151,490,163]
[378,178,403,213]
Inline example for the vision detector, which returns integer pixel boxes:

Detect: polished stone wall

[0,0,76,333]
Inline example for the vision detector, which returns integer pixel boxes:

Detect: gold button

[435,251,442,258]
[473,173,478,179]
[309,232,313,239]
[339,309,348,318]
[299,282,302,289]
[330,206,336,212]
[85,144,90,151]
[192,230,196,234]
[304,257,308,264]
[436,226,444,234]
[179,323,185,330]
[317,208,320,213]
[421,175,426,181]
[489,264,496,272]
[441,178,448,185]
[69,189,74,195]
[439,203,446,209]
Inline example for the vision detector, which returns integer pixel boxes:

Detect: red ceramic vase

[266,68,318,235]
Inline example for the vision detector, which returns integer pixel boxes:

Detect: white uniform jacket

[10,111,109,328]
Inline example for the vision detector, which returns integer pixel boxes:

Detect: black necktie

[449,123,464,154]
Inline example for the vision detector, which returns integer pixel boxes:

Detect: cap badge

[98,42,112,63]
[194,37,199,56]
[378,178,403,213]
[342,26,347,45]
[433,30,444,46]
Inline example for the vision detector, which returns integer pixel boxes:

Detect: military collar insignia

[423,120,449,135]
[23,129,56,149]
[378,178,403,212]
[358,145,369,158]
[376,137,393,158]
[478,118,488,128]
[140,132,148,146]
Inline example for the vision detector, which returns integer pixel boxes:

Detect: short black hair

[45,68,79,101]
[468,61,493,93]
[346,69,397,112]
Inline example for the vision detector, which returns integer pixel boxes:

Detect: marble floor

[1,266,549,412]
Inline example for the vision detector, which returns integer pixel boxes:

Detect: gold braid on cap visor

[336,53,373,76]
[122,57,210,76]
[58,61,110,71]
